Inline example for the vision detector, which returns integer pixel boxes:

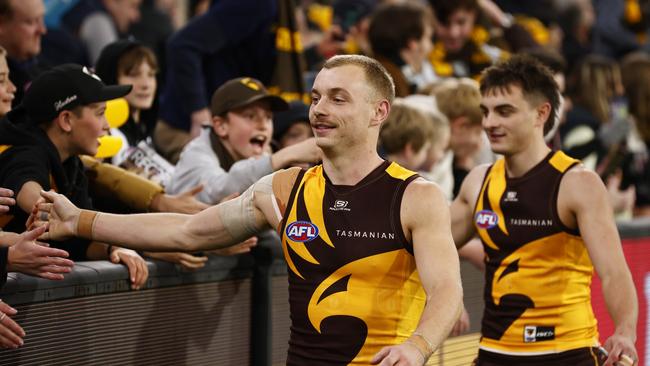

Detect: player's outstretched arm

[38,175,276,253]
[372,180,463,366]
[560,167,638,366]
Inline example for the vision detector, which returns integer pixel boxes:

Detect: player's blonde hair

[323,54,395,103]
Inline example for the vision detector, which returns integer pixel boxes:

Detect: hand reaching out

[144,251,209,271]
[0,300,24,349]
[208,237,258,256]
[110,247,149,290]
[7,226,74,281]
[0,187,14,214]
[36,190,81,241]
[150,185,210,214]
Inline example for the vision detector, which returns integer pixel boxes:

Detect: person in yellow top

[451,55,638,365]
[37,54,463,366]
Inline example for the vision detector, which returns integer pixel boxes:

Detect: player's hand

[0,187,15,214]
[110,247,149,290]
[371,342,426,366]
[0,300,24,349]
[603,333,637,366]
[207,237,258,256]
[7,226,74,280]
[37,190,81,241]
[150,185,209,214]
[145,251,208,271]
[25,197,45,231]
[451,306,470,336]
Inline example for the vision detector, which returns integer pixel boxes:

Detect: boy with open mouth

[167,77,320,204]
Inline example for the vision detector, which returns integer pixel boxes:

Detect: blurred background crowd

[0,0,649,349]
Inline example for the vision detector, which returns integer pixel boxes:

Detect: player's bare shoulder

[559,164,606,206]
[557,163,609,227]
[402,178,449,228]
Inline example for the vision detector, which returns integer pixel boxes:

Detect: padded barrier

[1,220,648,366]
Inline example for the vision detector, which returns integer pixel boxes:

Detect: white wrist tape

[215,174,274,242]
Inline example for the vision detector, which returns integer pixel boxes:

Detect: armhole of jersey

[472,165,494,215]
[393,174,421,255]
[552,162,581,236]
[275,168,306,235]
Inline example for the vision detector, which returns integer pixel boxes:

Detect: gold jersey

[474,151,599,355]
[278,161,424,365]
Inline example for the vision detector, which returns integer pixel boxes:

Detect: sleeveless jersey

[279,161,424,365]
[474,151,599,355]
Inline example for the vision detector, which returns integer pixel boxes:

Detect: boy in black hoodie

[0,64,149,290]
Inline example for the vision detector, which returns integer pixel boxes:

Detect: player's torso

[280,161,424,365]
[473,151,599,355]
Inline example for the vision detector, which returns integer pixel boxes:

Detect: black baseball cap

[210,77,288,117]
[23,63,132,124]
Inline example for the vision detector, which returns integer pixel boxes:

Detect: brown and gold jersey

[278,161,424,365]
[474,151,599,354]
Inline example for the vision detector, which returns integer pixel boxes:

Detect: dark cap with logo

[23,63,132,124]
[210,77,288,117]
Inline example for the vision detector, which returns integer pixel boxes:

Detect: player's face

[69,103,110,156]
[480,85,541,156]
[216,100,273,160]
[309,65,378,151]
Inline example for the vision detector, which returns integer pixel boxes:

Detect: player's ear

[371,100,390,127]
[535,102,551,129]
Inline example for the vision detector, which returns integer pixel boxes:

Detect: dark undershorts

[474,347,603,366]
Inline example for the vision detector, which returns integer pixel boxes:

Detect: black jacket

[0,107,92,277]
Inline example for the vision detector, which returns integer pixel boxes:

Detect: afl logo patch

[286,221,319,242]
[475,210,498,229]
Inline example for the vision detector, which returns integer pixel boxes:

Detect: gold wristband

[77,210,97,240]
[410,331,435,356]
[403,339,428,365]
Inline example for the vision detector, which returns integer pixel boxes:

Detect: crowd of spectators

[0,0,649,350]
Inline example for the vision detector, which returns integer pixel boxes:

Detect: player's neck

[322,149,384,186]
[504,141,551,178]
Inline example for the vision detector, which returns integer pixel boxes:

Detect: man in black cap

[0,63,149,290]
[167,77,320,204]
